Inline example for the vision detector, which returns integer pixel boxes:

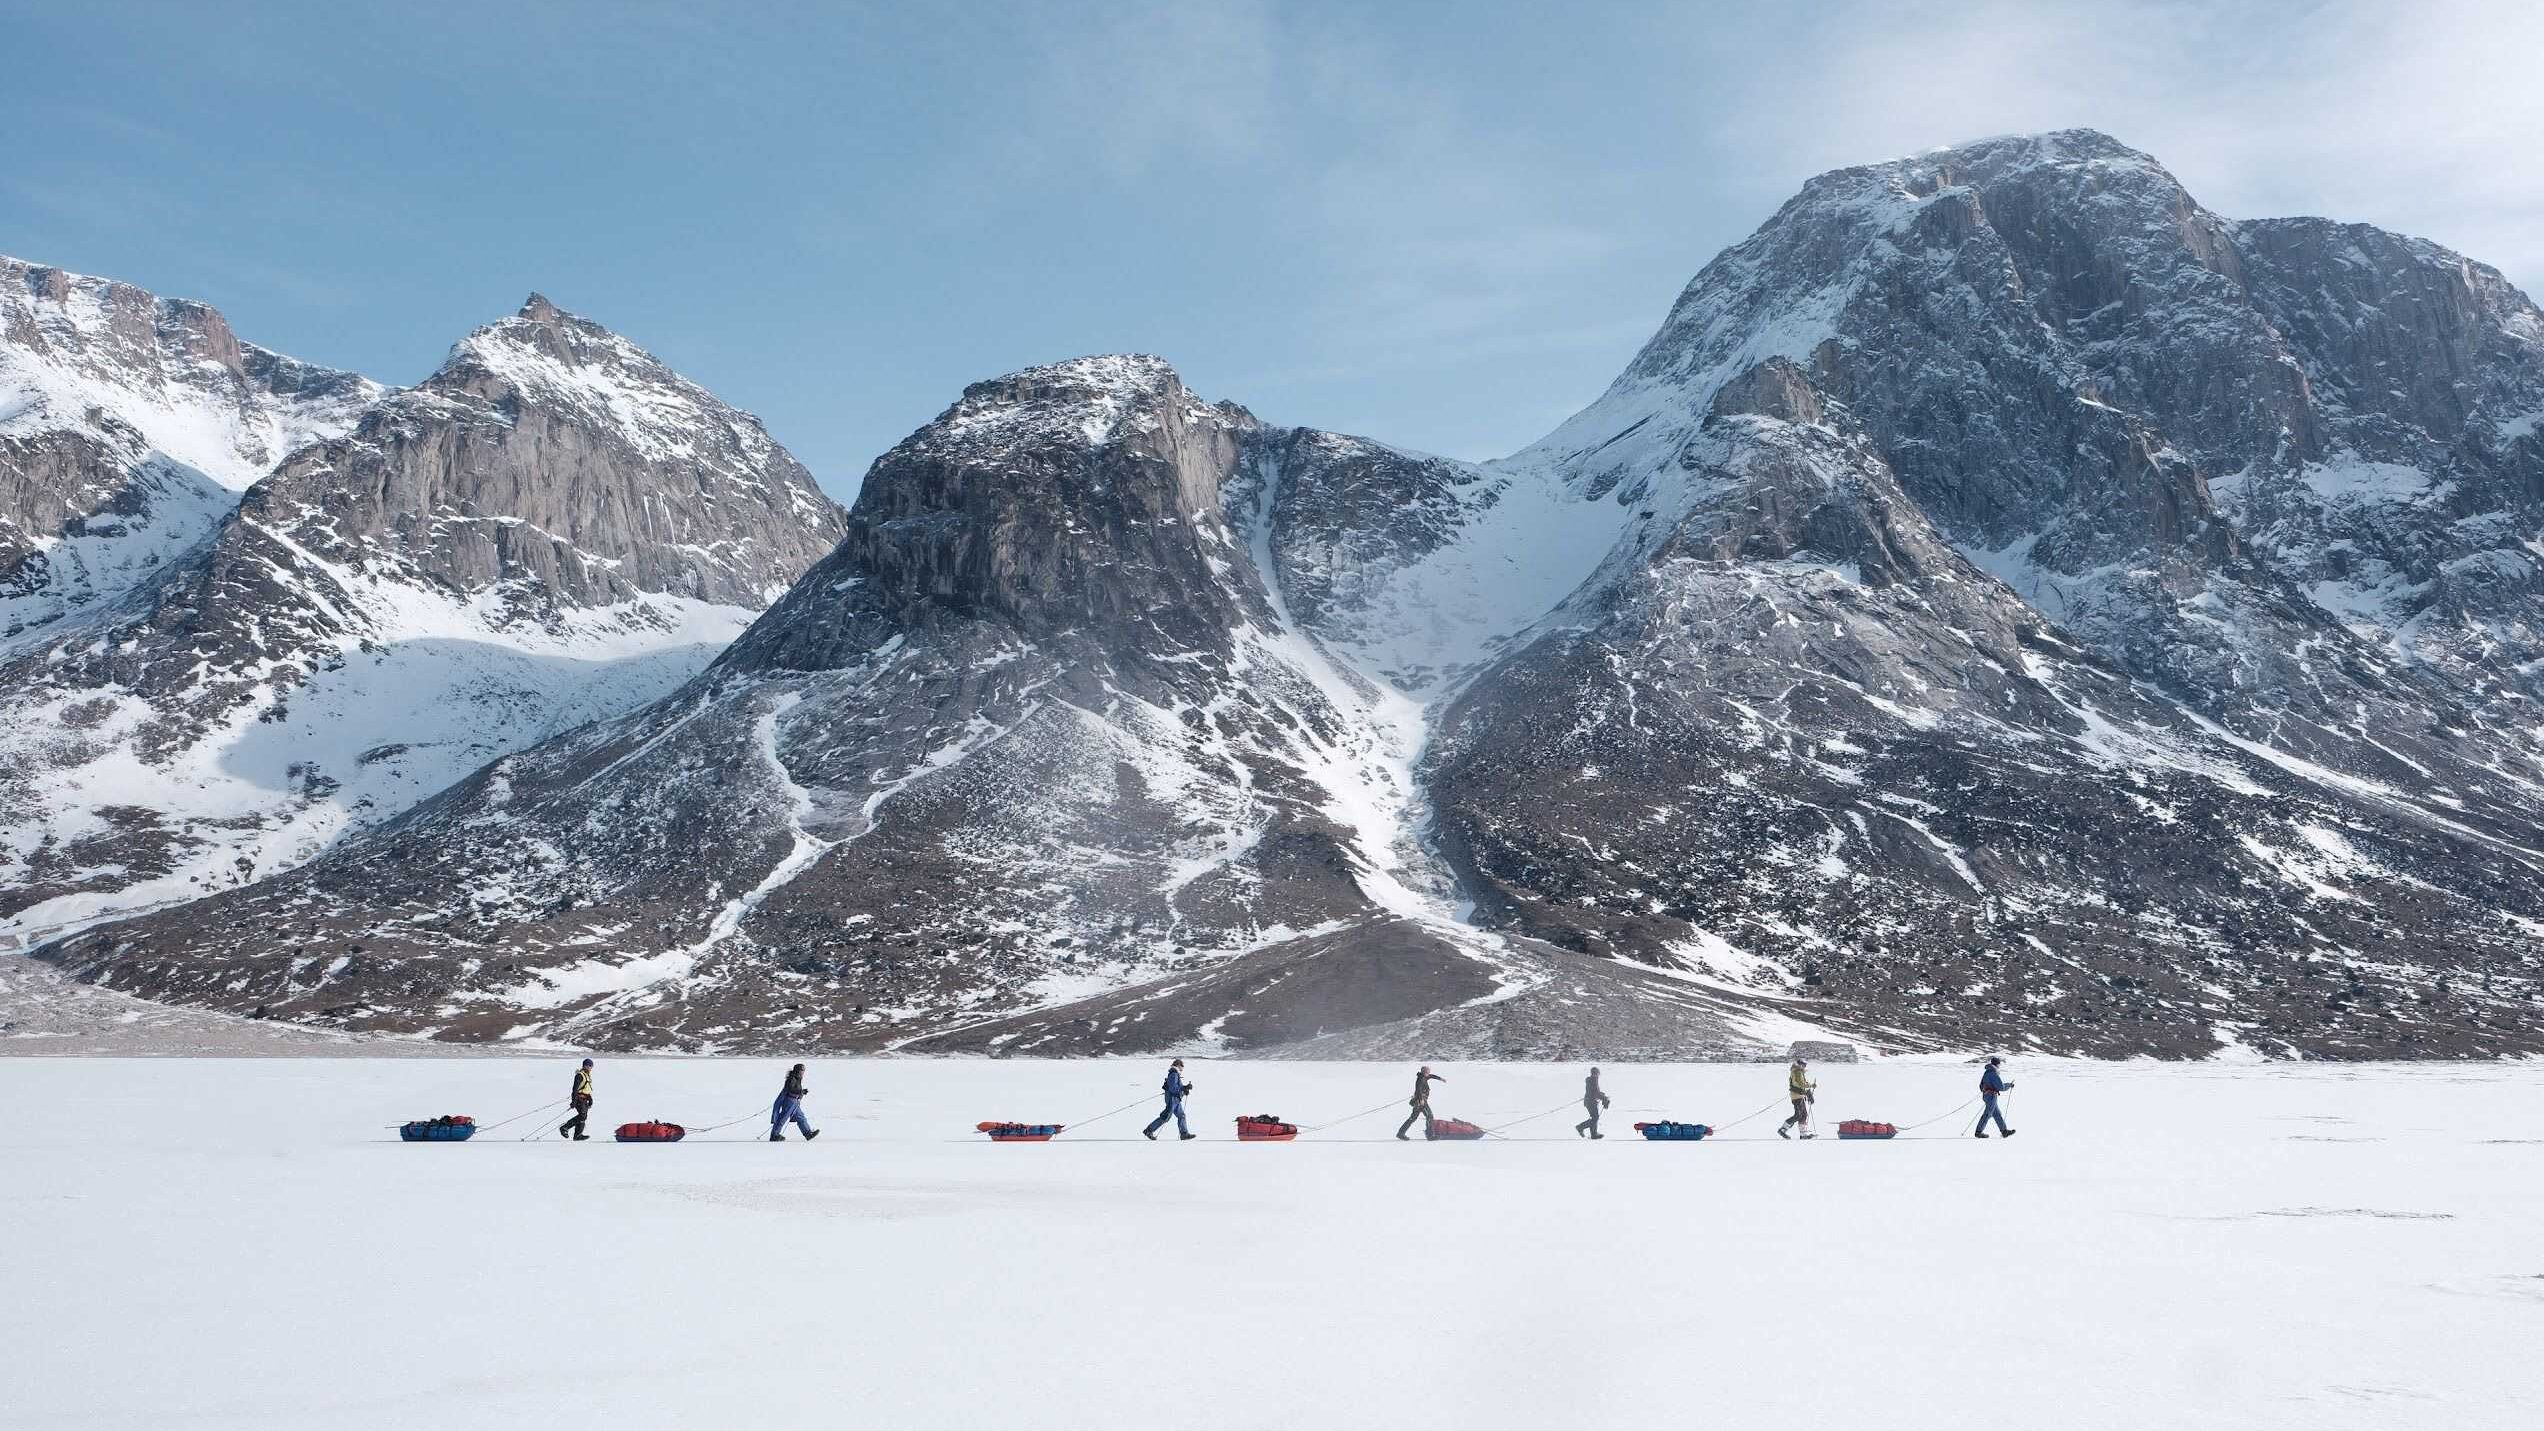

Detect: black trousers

[1576,1101,1602,1135]
[561,1098,591,1138]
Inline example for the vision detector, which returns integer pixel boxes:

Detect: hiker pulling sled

[1776,1057,1817,1140]
[1575,1066,1612,1139]
[1396,1065,1447,1140]
[1144,1059,1196,1141]
[1974,1056,2017,1138]
[770,1063,820,1142]
[559,1058,596,1141]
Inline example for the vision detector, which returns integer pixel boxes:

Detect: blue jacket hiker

[771,1063,820,1142]
[1144,1059,1195,1141]
[1975,1056,2015,1138]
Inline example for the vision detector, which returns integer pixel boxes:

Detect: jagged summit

[27,133,2544,1059]
[2,263,848,946]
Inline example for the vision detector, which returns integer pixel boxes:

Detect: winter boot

[805,1129,820,1141]
[1974,1130,1989,1138]
[1396,1131,1410,1141]
[771,1133,786,1142]
[2002,1129,2017,1138]
[1144,1128,1157,1141]
[1591,1131,1604,1140]
[1179,1132,1197,1141]
[572,1133,589,1141]
[1776,1124,1791,1140]
[1798,1129,1816,1139]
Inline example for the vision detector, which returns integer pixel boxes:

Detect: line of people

[539,1053,2017,1144]
[553,1058,823,1142]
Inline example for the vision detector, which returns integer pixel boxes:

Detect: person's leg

[1145,1105,1170,1137]
[1172,1098,1190,1136]
[1397,1109,1419,1139]
[1587,1103,1601,1137]
[790,1100,816,1136]
[1986,1096,2010,1134]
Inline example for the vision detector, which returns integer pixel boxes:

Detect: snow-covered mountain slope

[1,255,381,642]
[1,293,846,945]
[29,356,1775,1055]
[1428,364,2544,1057]
[33,130,2544,1058]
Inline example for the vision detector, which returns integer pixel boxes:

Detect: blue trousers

[1975,1094,2010,1135]
[771,1095,814,1137]
[1144,1096,1189,1137]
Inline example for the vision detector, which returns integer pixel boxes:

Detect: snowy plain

[5,1053,2540,1430]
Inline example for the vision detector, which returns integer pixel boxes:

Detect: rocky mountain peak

[728,354,1258,666]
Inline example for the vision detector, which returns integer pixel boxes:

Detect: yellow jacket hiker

[1778,1058,1817,1140]
[560,1058,596,1141]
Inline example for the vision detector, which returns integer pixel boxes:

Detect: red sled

[977,1121,1064,1142]
[1425,1118,1486,1141]
[615,1120,686,1143]
[1837,1119,1898,1140]
[1235,1115,1298,1141]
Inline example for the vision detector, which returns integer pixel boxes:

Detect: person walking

[1574,1066,1612,1139]
[1776,1056,1817,1140]
[1974,1056,2016,1138]
[558,1058,595,1141]
[770,1062,820,1142]
[1396,1064,1447,1140]
[1143,1058,1196,1141]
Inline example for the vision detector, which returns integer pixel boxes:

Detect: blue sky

[7,1,2538,499]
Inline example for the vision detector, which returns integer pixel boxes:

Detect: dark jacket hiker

[1145,1059,1196,1140]
[1397,1065,1447,1140]
[1974,1057,2016,1138]
[1575,1066,1613,1139]
[771,1062,819,1142]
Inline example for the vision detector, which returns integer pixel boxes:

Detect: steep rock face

[33,357,1717,1055]
[1428,386,2544,1057]
[0,255,380,641]
[1,294,844,943]
[34,130,2544,1060]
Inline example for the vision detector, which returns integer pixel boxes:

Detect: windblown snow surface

[4,1053,2538,1430]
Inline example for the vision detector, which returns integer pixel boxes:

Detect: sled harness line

[1051,1088,1159,1139]
[1483,1098,1584,1136]
[1302,1098,1403,1134]
[1899,1095,1983,1133]
[1707,1096,1789,1134]
[465,1098,562,1137]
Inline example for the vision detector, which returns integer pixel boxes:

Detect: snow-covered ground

[5,1055,2538,1429]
